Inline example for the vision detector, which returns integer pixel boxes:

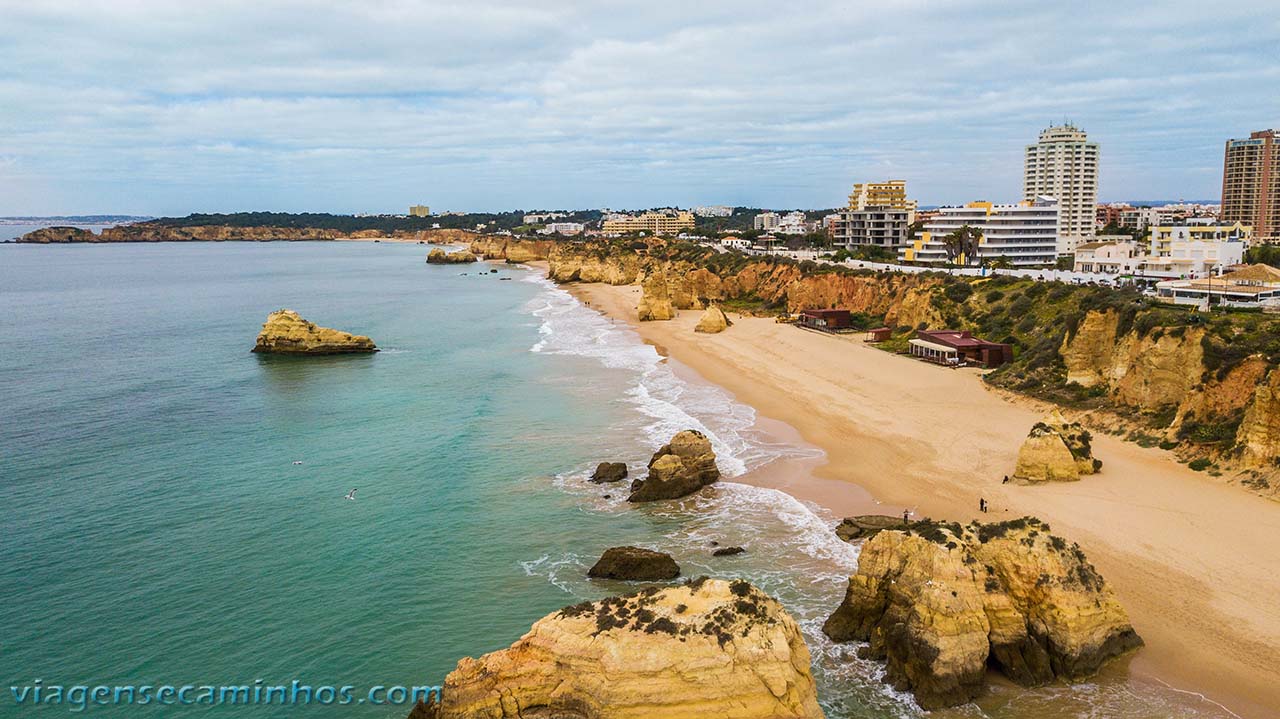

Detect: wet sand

[568,280,1280,719]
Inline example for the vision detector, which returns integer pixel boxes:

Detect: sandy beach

[566,280,1280,719]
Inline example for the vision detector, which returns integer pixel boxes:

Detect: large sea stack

[426,248,478,264]
[628,430,721,502]
[1013,411,1101,483]
[409,578,824,719]
[823,517,1141,710]
[251,310,377,355]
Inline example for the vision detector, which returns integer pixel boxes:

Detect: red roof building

[909,329,1011,368]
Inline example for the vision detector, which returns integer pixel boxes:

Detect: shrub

[944,282,974,303]
[985,289,1005,303]
[1188,458,1212,472]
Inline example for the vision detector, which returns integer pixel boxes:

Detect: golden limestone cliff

[1061,310,1204,408]
[412,579,824,719]
[1238,370,1280,471]
[1013,411,1101,483]
[636,271,676,321]
[694,305,731,333]
[251,310,377,355]
[15,226,97,243]
[468,237,553,263]
[823,518,1141,710]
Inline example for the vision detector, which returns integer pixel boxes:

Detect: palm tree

[943,225,982,264]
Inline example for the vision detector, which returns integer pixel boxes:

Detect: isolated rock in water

[823,517,1141,710]
[712,546,746,557]
[694,305,732,333]
[628,430,721,502]
[834,515,909,542]
[587,546,680,581]
[1014,411,1100,483]
[417,578,824,719]
[589,462,628,483]
[251,310,377,355]
[426,248,478,264]
[637,271,675,321]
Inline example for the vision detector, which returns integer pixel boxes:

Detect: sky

[1,0,1277,216]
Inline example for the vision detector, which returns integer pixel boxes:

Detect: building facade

[899,198,1060,267]
[1023,124,1099,254]
[409,205,430,217]
[541,222,585,235]
[754,212,781,231]
[601,211,695,235]
[1221,130,1279,242]
[831,208,913,249]
[848,180,918,213]
[1147,222,1253,257]
[1073,239,1144,274]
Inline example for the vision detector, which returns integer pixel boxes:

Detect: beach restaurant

[909,329,1011,368]
[798,308,854,331]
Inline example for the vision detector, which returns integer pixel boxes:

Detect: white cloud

[0,0,1276,214]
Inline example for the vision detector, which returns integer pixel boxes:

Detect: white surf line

[1145,676,1243,719]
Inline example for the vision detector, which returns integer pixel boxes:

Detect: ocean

[0,242,1233,718]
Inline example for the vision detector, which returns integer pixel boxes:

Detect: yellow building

[1148,222,1252,257]
[848,181,918,214]
[602,211,695,235]
[409,205,431,217]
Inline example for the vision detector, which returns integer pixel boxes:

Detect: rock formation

[694,305,732,333]
[1013,411,1101,483]
[628,430,721,502]
[412,578,824,719]
[251,310,377,355]
[1238,369,1280,470]
[589,462,628,483]
[587,546,680,581]
[16,226,96,243]
[637,271,676,321]
[834,515,909,542]
[823,517,1141,710]
[468,237,553,263]
[426,248,477,264]
[712,546,746,557]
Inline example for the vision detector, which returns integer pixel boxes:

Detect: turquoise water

[0,242,1233,718]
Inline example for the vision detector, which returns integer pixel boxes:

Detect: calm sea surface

[0,242,1231,718]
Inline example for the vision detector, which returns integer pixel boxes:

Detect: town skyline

[2,1,1277,216]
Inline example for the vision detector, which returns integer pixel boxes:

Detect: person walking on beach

[979,498,987,513]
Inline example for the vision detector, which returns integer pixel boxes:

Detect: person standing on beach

[902,509,910,523]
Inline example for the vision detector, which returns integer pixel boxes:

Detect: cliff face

[468,237,553,262]
[420,578,824,719]
[1238,370,1280,471]
[1061,310,1205,408]
[18,223,481,243]
[823,518,1141,710]
[251,310,377,355]
[425,248,477,264]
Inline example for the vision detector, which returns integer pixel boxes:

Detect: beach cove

[564,276,1280,719]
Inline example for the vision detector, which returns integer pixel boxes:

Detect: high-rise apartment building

[409,205,431,217]
[848,180,918,213]
[899,198,1060,267]
[1221,130,1279,242]
[1023,125,1098,254]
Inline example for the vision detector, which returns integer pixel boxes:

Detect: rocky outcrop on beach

[628,430,721,502]
[823,517,1142,710]
[1013,411,1101,483]
[834,515,909,542]
[16,226,96,243]
[425,248,477,264]
[694,305,731,333]
[637,271,676,321]
[587,546,680,581]
[590,462,628,483]
[410,578,825,719]
[251,310,377,355]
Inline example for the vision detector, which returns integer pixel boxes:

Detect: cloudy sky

[1,0,1277,215]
